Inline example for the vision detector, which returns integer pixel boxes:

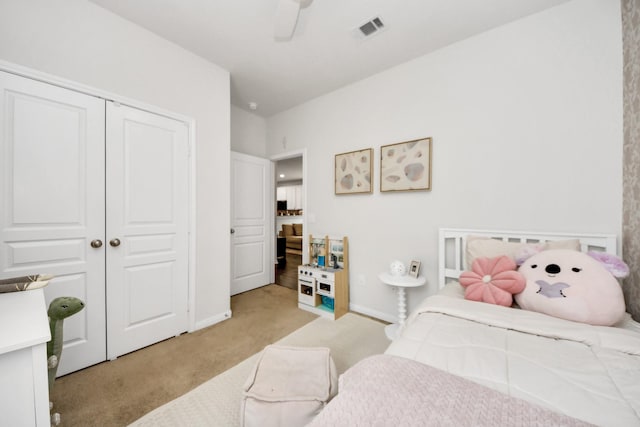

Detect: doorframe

[0,60,198,332]
[270,148,308,271]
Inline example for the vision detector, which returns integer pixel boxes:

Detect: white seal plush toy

[515,249,628,326]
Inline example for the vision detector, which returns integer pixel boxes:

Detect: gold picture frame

[335,148,373,195]
[380,137,432,192]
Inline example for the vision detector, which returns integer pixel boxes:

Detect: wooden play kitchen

[297,235,349,320]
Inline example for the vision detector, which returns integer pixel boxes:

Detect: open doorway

[274,155,303,290]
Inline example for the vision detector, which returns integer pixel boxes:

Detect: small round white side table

[379,272,426,340]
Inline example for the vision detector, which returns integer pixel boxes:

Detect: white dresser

[0,289,51,426]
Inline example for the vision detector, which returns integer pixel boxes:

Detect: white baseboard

[193,309,232,332]
[349,303,396,324]
[194,305,393,332]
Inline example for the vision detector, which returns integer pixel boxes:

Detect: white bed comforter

[385,291,640,427]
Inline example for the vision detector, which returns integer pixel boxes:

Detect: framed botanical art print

[380,137,432,192]
[335,148,373,195]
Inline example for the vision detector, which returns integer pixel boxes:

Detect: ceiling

[276,157,303,184]
[88,0,569,118]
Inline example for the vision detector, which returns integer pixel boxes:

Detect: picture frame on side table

[335,148,373,195]
[380,137,432,192]
[409,260,421,278]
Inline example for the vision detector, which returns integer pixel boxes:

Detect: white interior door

[105,102,189,359]
[0,71,107,375]
[231,152,272,295]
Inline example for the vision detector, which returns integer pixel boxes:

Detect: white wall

[0,0,231,326]
[266,0,623,322]
[231,105,267,157]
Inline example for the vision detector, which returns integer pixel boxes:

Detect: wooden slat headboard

[438,228,617,289]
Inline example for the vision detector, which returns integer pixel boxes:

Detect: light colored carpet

[129,312,390,426]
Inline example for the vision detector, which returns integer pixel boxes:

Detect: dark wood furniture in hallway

[276,252,301,290]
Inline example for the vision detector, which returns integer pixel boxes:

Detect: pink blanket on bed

[308,354,593,427]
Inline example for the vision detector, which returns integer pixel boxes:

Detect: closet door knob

[109,238,121,247]
[90,239,103,248]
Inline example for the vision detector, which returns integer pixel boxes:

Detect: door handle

[90,239,103,248]
[230,228,235,234]
[109,238,121,247]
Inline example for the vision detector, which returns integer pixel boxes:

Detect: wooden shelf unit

[297,235,349,320]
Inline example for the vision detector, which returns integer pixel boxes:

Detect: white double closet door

[0,71,189,376]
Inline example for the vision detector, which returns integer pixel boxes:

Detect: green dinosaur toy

[47,296,85,393]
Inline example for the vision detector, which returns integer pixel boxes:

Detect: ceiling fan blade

[274,0,301,40]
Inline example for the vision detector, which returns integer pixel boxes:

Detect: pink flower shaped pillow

[459,256,526,306]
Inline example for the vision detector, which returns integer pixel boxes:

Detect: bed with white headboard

[437,228,618,289]
[311,228,640,427]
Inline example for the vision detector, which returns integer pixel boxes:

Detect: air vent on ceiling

[353,16,386,39]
